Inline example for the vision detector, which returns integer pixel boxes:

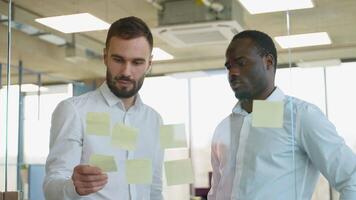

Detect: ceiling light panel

[297,59,341,68]
[35,13,110,33]
[274,32,331,49]
[238,0,314,14]
[152,47,174,61]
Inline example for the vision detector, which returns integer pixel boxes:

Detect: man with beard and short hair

[44,16,164,200]
[207,30,356,200]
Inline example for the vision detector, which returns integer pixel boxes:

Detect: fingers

[74,165,102,175]
[72,165,108,196]
[73,178,108,188]
[74,173,107,182]
[74,185,106,196]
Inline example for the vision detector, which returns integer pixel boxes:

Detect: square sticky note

[111,123,139,151]
[89,154,117,172]
[164,159,194,186]
[160,124,187,149]
[86,112,110,136]
[252,100,284,128]
[126,159,152,184]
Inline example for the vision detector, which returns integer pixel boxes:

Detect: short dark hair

[105,16,153,51]
[231,30,277,72]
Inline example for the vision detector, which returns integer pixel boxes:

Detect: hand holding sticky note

[111,123,139,151]
[252,100,284,128]
[89,154,117,172]
[86,112,110,136]
[160,124,187,149]
[126,159,152,184]
[164,159,194,186]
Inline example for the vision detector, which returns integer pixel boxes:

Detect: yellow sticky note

[86,112,110,136]
[126,159,152,184]
[252,100,284,128]
[165,159,194,186]
[160,124,187,149]
[89,154,117,172]
[111,123,139,151]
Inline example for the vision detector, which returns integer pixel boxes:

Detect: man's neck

[241,86,276,113]
[121,96,136,111]
[241,99,253,113]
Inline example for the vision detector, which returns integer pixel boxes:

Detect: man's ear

[103,48,108,66]
[145,55,153,75]
[264,54,275,71]
[145,64,152,75]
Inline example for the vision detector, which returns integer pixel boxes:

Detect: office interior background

[0,0,356,199]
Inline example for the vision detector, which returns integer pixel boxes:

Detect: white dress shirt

[208,87,356,200]
[44,82,164,200]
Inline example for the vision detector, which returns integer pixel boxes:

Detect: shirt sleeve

[207,131,221,200]
[150,114,164,200]
[298,104,356,200]
[43,100,83,200]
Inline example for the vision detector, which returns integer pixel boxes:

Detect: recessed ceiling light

[274,32,331,49]
[152,47,174,61]
[38,33,66,45]
[238,0,314,14]
[297,59,341,68]
[35,13,110,33]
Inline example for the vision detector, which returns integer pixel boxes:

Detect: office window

[275,67,326,113]
[326,62,356,151]
[23,84,73,164]
[190,74,236,187]
[0,86,20,191]
[140,76,190,200]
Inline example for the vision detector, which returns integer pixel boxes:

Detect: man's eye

[237,60,246,67]
[114,58,123,63]
[226,60,246,69]
[133,60,144,65]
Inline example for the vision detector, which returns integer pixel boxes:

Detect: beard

[229,75,253,100]
[106,70,145,99]
[229,73,268,101]
[234,90,252,100]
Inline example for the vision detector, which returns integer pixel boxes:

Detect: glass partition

[140,76,191,200]
[1,1,355,200]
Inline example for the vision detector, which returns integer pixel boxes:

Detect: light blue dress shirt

[44,82,164,200]
[208,87,356,200]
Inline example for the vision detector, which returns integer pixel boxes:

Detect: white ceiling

[0,0,355,84]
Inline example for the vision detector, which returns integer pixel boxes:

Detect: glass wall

[0,83,72,195]
[190,74,235,188]
[326,62,356,151]
[23,84,73,164]
[140,76,190,200]
[139,62,356,200]
[0,86,20,191]
[1,63,355,199]
[1,0,355,199]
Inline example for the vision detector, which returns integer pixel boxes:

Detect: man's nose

[121,62,132,76]
[229,66,241,76]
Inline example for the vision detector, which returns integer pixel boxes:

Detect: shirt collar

[99,81,143,110]
[232,87,285,115]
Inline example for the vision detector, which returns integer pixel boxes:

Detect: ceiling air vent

[152,20,244,48]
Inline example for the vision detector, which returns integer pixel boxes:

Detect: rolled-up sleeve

[299,105,356,200]
[43,100,83,200]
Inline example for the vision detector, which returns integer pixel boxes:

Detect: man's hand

[72,165,108,196]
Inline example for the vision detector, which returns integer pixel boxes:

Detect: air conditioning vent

[152,20,243,48]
